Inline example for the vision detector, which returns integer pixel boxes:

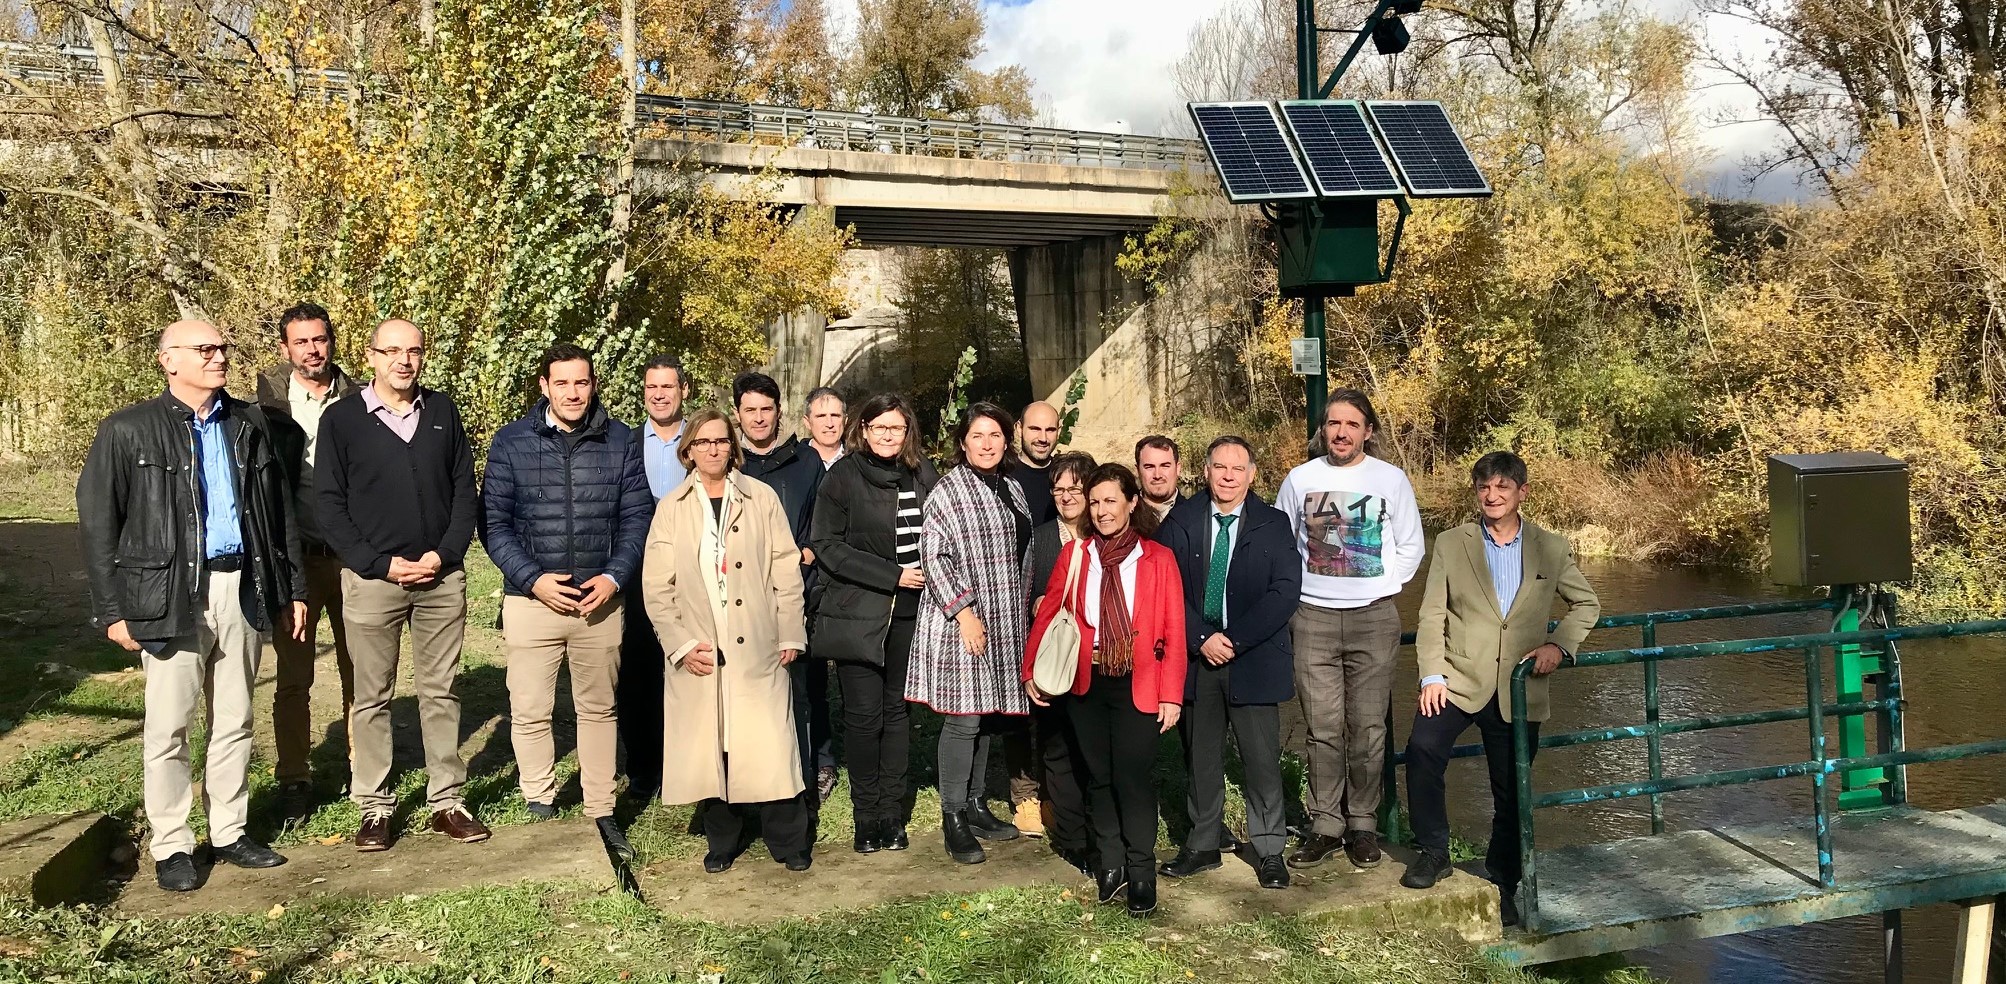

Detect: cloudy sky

[830,0,1814,201]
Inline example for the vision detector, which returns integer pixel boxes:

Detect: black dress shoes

[1126,873,1158,917]
[703,850,737,874]
[1257,854,1291,889]
[942,810,985,864]
[853,819,882,854]
[212,838,287,869]
[1400,850,1454,889]
[1287,833,1346,869]
[1158,848,1221,879]
[155,852,198,892]
[881,821,910,851]
[1094,867,1128,904]
[965,801,1020,841]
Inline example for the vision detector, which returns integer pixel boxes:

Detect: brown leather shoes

[430,806,491,843]
[1345,830,1383,869]
[356,813,393,853]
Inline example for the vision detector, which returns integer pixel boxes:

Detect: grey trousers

[343,569,469,815]
[937,713,992,814]
[1290,597,1402,837]
[1181,661,1287,858]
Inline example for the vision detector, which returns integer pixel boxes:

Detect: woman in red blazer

[1024,463,1187,918]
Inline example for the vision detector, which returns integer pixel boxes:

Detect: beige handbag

[1030,540,1087,696]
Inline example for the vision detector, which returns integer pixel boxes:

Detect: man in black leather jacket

[77,319,307,893]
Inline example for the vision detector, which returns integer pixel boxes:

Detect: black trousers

[1070,671,1160,875]
[1181,662,1287,857]
[616,602,664,793]
[789,658,835,780]
[1034,701,1091,852]
[834,616,916,826]
[1404,695,1541,892]
[699,794,813,863]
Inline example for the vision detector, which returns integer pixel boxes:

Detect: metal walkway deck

[1494,803,2006,963]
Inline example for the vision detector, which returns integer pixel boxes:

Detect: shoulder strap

[1060,539,1085,611]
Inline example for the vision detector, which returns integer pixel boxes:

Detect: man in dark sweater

[314,319,489,852]
[734,371,836,804]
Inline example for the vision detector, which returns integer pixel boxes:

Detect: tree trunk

[603,0,639,329]
[82,16,209,321]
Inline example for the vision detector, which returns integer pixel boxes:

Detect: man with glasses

[254,302,359,817]
[315,319,489,852]
[79,320,308,891]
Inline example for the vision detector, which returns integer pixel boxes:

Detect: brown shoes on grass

[355,806,491,852]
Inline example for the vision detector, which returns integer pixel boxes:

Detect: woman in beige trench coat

[644,408,814,873]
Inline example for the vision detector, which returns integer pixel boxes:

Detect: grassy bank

[0,880,1655,984]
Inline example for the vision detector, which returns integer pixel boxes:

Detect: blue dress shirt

[643,420,688,499]
[193,402,243,559]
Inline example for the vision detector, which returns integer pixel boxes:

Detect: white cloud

[975,0,1225,134]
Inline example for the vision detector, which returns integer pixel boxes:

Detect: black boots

[942,809,985,864]
[1094,867,1128,904]
[854,819,882,854]
[965,800,1021,841]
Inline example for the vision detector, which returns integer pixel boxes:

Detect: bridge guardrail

[1,43,1205,172]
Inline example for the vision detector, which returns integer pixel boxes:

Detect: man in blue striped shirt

[1399,451,1601,927]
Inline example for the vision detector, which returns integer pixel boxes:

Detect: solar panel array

[1189,98,1491,202]
[1363,100,1491,197]
[1188,102,1315,203]
[1279,101,1401,198]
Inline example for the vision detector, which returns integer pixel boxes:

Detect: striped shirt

[1482,520,1525,614]
[895,488,922,568]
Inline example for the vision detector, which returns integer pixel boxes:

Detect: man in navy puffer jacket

[480,344,652,858]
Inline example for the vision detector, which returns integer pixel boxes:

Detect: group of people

[80,305,1601,927]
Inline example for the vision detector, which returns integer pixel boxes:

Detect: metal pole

[1297,1,1328,445]
[1805,643,1835,889]
[1642,620,1665,835]
[1512,661,1539,929]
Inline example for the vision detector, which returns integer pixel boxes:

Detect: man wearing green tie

[1153,437,1304,889]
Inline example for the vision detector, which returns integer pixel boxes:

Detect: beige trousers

[503,594,624,818]
[142,570,262,860]
[271,551,352,784]
[342,569,469,815]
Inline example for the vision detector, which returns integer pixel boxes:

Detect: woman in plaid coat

[906,402,1035,865]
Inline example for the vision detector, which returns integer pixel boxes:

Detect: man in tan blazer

[1399,451,1599,926]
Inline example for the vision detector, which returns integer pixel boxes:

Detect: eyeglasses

[165,343,233,361]
[371,346,424,360]
[688,438,733,451]
[1052,486,1084,497]
[866,424,908,437]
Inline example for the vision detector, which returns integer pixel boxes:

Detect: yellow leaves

[265,903,286,920]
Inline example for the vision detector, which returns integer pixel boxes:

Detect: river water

[1289,556,2006,983]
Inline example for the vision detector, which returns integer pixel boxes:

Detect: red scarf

[1094,527,1142,676]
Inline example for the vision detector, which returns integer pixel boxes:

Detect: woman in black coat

[810,393,939,854]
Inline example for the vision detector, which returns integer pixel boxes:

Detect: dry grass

[1413,451,1725,563]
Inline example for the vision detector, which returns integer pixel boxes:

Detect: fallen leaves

[266,904,286,920]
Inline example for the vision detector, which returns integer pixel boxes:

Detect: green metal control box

[1275,199,1383,297]
[1767,452,1911,586]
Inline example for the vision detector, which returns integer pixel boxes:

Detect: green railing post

[1878,592,1909,807]
[1642,619,1665,835]
[1512,660,1539,930]
[1833,586,1886,809]
[1805,644,1835,888]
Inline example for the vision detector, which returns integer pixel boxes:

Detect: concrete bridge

[0,44,1226,443]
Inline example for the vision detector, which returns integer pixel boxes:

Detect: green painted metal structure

[1374,591,2006,966]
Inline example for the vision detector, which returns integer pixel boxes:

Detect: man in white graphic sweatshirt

[1275,389,1424,871]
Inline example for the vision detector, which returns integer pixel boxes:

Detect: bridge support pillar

[1009,234,1152,454]
[760,306,827,424]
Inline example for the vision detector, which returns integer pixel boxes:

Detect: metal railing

[636,95,1206,171]
[2,43,1205,172]
[1506,612,2006,930]
[1380,596,1841,840]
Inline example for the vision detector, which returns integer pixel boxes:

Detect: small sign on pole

[1291,337,1324,376]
